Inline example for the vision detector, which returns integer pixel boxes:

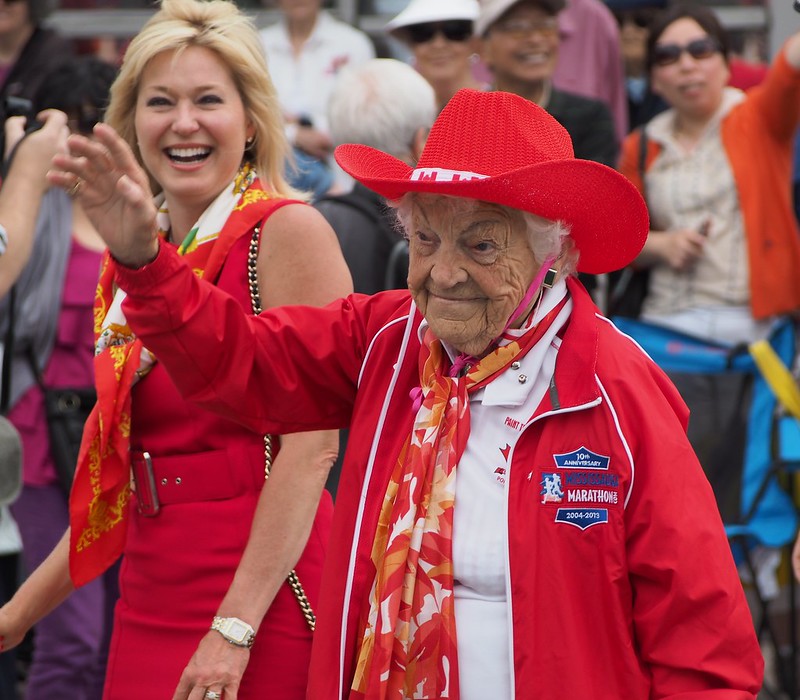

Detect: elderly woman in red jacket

[48,87,762,700]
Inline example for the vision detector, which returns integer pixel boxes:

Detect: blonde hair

[105,0,304,199]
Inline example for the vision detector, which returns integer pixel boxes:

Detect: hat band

[410,167,489,183]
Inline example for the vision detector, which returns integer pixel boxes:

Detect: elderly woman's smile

[406,194,539,356]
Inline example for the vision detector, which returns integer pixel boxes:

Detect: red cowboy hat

[334,89,648,275]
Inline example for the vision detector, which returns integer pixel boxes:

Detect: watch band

[210,616,256,648]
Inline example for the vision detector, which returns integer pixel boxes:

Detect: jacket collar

[538,276,601,413]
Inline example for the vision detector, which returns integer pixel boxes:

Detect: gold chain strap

[249,224,316,632]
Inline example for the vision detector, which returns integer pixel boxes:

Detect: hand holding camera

[3,109,69,189]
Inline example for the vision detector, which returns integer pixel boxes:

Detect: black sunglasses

[405,20,473,45]
[613,9,654,29]
[652,36,721,67]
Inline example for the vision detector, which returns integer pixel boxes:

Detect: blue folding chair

[613,316,800,698]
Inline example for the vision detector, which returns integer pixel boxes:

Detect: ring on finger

[66,178,83,197]
[204,691,222,700]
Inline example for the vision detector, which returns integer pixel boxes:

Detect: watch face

[228,619,248,642]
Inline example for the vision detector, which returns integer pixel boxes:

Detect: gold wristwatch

[210,616,256,648]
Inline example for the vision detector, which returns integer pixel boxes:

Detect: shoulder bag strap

[248,221,317,632]
[0,286,15,414]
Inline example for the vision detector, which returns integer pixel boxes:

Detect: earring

[542,268,557,289]
[245,136,255,148]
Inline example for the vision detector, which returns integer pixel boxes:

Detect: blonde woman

[0,1,352,699]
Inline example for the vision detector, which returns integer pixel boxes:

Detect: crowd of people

[0,0,799,698]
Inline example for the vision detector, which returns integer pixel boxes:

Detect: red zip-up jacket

[118,243,762,699]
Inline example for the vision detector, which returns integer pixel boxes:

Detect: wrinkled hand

[46,122,159,268]
[172,631,250,700]
[5,110,69,187]
[294,125,333,160]
[0,603,30,655]
[657,227,707,271]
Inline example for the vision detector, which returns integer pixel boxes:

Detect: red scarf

[69,181,284,586]
[351,296,568,699]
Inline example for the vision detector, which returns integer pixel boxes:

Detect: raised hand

[47,122,160,268]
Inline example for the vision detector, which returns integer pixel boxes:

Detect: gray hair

[394,194,578,276]
[328,59,437,160]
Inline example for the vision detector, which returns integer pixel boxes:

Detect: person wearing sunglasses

[386,0,487,112]
[606,0,668,131]
[617,5,800,520]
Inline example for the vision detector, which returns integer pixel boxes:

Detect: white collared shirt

[418,280,572,700]
[641,87,760,343]
[258,11,375,136]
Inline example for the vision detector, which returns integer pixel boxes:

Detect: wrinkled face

[135,46,254,219]
[480,2,559,91]
[650,18,729,121]
[407,196,539,357]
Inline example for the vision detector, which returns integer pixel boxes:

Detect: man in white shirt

[259,0,375,196]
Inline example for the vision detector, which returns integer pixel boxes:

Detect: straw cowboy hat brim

[335,148,647,276]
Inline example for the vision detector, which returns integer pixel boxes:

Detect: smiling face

[134,45,254,220]
[480,1,559,95]
[407,195,539,357]
[409,26,479,92]
[650,17,729,123]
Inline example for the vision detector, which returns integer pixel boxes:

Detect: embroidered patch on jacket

[538,446,619,529]
[540,473,564,503]
[553,446,610,470]
[554,508,609,529]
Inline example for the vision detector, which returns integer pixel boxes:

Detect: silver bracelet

[0,224,7,256]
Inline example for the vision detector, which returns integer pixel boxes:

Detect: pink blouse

[9,238,102,486]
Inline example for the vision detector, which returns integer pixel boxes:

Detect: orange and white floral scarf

[351,296,568,699]
[68,165,279,586]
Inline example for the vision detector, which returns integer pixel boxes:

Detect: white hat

[385,0,480,33]
[475,0,565,37]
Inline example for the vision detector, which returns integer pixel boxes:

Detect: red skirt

[102,472,332,699]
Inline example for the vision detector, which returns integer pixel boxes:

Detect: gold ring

[66,179,83,197]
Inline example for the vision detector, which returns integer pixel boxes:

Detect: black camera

[1,96,43,177]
